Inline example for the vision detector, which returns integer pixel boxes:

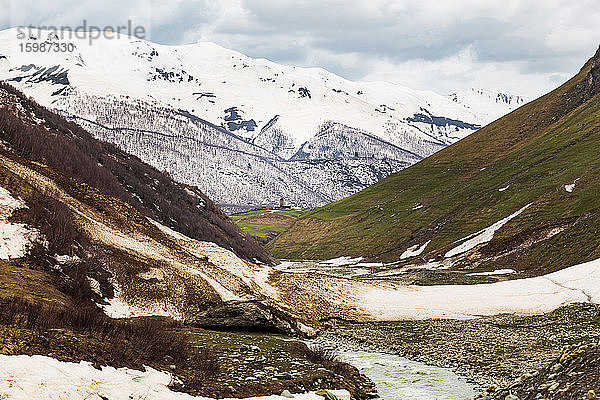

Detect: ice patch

[445,203,532,258]
[400,240,431,259]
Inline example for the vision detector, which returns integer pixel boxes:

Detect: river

[307,338,476,400]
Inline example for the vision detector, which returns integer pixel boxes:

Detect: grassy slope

[270,48,600,271]
[232,209,304,238]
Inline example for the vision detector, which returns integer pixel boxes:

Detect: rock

[519,373,533,381]
[505,395,519,400]
[550,363,562,372]
[315,390,338,400]
[187,300,311,336]
[281,390,294,398]
[548,382,559,391]
[538,383,551,391]
[588,390,597,399]
[169,364,176,370]
[487,384,498,392]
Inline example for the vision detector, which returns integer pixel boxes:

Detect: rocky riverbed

[321,303,600,396]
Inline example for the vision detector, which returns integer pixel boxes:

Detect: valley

[0,10,599,400]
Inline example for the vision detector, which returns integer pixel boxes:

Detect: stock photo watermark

[15,20,147,52]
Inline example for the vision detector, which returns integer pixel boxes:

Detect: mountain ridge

[0,27,524,210]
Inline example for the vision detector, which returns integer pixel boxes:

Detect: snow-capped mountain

[448,88,527,123]
[0,28,523,211]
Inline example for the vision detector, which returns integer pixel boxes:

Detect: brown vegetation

[0,82,273,264]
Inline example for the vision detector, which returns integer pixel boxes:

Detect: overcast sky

[3,0,600,98]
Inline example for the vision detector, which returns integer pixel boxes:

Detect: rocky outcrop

[485,343,600,400]
[187,300,317,337]
[576,44,600,103]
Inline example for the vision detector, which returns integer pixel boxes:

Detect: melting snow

[359,256,600,320]
[101,282,180,320]
[467,269,516,276]
[0,186,37,260]
[319,256,365,267]
[400,240,431,259]
[0,354,350,400]
[564,178,580,193]
[445,203,532,258]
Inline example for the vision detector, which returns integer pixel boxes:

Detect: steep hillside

[0,83,273,264]
[0,28,522,210]
[271,45,600,278]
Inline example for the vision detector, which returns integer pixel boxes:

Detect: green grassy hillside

[232,209,304,242]
[270,45,600,276]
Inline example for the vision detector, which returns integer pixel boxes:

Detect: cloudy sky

[3,0,600,98]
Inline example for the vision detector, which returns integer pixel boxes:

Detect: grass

[231,209,305,239]
[0,297,223,394]
[0,297,203,365]
[269,48,600,275]
[0,260,69,306]
[412,271,499,286]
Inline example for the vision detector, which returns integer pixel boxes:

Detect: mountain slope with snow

[0,28,522,210]
[271,44,600,278]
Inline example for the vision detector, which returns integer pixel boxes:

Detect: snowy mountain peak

[448,88,528,122]
[0,28,523,210]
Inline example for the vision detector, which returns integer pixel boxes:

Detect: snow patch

[400,240,431,259]
[359,256,600,320]
[445,203,532,258]
[101,282,180,320]
[87,277,102,297]
[564,178,580,193]
[0,186,37,260]
[54,254,80,264]
[467,269,515,276]
[150,219,279,299]
[0,354,350,400]
[498,185,510,192]
[319,256,364,267]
